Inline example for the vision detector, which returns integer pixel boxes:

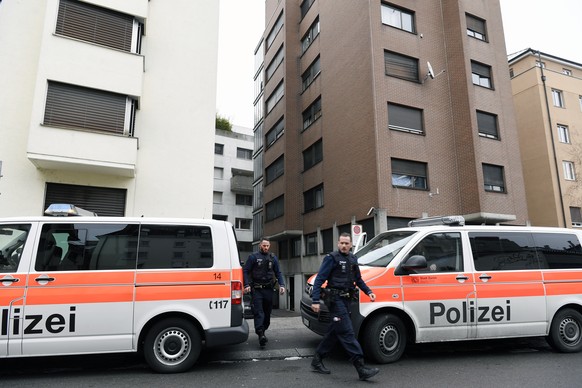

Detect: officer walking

[310,232,379,381]
[243,238,286,347]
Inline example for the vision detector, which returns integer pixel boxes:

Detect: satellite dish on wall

[427,61,435,79]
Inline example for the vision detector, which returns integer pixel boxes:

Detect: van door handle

[1,276,19,283]
[456,275,468,281]
[35,276,55,282]
[479,274,492,281]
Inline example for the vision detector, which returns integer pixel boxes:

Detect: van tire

[547,308,582,353]
[361,314,407,363]
[143,318,201,373]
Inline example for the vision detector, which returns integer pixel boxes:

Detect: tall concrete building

[253,0,528,310]
[509,49,582,228]
[0,0,219,217]
[213,125,255,260]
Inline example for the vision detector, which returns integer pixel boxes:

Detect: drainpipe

[538,50,568,227]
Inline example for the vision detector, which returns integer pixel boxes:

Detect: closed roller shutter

[44,183,126,216]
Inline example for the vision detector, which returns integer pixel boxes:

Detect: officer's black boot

[311,353,330,374]
[353,358,379,381]
[258,330,267,347]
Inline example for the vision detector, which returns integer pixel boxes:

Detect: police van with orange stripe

[0,204,248,373]
[301,216,582,363]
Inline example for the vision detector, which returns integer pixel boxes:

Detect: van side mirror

[395,255,428,275]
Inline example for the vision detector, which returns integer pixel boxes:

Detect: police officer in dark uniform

[311,232,379,381]
[243,238,286,347]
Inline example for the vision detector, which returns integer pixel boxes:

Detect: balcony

[231,168,253,194]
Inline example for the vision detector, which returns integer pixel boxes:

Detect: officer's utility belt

[253,283,273,289]
[323,288,357,299]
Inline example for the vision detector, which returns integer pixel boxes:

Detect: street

[1,310,581,387]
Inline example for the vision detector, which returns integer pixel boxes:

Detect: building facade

[509,49,582,228]
[253,0,529,311]
[0,0,219,217]
[213,126,254,260]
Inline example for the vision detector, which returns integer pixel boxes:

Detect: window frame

[266,11,284,50]
[391,158,428,190]
[388,103,424,135]
[482,163,506,192]
[552,89,565,108]
[381,3,415,33]
[384,50,419,82]
[466,13,487,41]
[303,139,323,171]
[301,17,320,54]
[265,117,285,149]
[214,143,224,155]
[558,124,570,144]
[266,81,284,114]
[302,56,321,92]
[235,194,253,206]
[236,147,253,160]
[471,61,493,89]
[266,44,284,81]
[303,184,324,213]
[563,160,576,181]
[302,97,322,130]
[477,110,499,139]
[265,155,284,184]
[265,195,284,222]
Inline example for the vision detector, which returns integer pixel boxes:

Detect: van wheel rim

[559,318,581,345]
[379,324,398,353]
[154,329,191,365]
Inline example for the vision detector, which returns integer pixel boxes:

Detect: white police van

[0,204,248,373]
[301,216,582,363]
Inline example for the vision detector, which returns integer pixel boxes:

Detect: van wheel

[361,314,407,363]
[143,318,201,373]
[547,308,582,353]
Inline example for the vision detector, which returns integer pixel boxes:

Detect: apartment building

[0,0,219,217]
[253,0,528,311]
[509,49,582,228]
[213,126,254,260]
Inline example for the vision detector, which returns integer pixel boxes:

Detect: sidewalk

[202,309,321,363]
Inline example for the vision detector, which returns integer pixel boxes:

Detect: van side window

[406,232,463,272]
[35,223,139,271]
[470,232,539,271]
[0,224,31,272]
[532,232,582,269]
[137,225,213,269]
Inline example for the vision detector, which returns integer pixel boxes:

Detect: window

[381,3,414,33]
[266,11,283,50]
[265,195,284,221]
[552,89,564,107]
[388,103,423,134]
[214,167,223,179]
[35,223,140,271]
[300,0,315,19]
[384,51,418,82]
[44,182,126,216]
[563,161,576,181]
[305,233,317,255]
[466,14,487,41]
[303,139,323,170]
[405,232,463,273]
[571,207,582,227]
[471,61,492,88]
[303,97,322,130]
[237,148,252,160]
[44,81,137,135]
[265,155,284,184]
[391,159,427,189]
[236,194,253,206]
[301,18,320,54]
[304,184,324,213]
[477,111,499,139]
[213,191,223,204]
[291,237,301,257]
[56,0,143,53]
[235,218,252,230]
[532,233,582,269]
[483,164,505,192]
[558,124,570,144]
[302,56,321,91]
[470,232,538,271]
[0,224,31,272]
[563,68,572,76]
[266,81,284,113]
[266,45,284,81]
[215,143,224,155]
[509,68,514,78]
[266,117,284,148]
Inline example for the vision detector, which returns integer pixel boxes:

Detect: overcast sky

[216,0,582,129]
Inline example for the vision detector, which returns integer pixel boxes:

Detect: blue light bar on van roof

[44,204,98,217]
[408,215,465,227]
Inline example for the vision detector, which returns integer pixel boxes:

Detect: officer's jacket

[243,251,285,287]
[311,251,372,303]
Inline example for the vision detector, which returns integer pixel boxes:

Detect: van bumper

[205,320,249,347]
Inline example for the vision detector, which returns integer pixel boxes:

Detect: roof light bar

[408,215,465,227]
[44,204,98,217]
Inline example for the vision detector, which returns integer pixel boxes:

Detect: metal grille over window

[44,81,130,134]
[56,0,135,52]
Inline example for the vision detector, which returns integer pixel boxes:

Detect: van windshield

[356,231,416,267]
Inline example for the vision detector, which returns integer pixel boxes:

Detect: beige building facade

[253,0,528,311]
[509,49,582,228]
[0,0,219,217]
